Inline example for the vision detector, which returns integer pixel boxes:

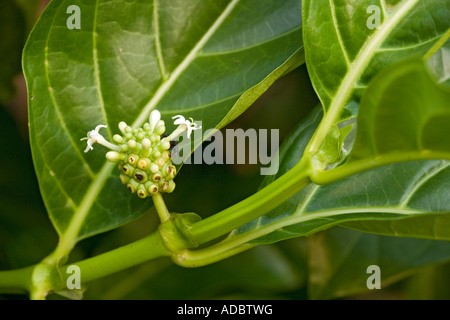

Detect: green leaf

[313,57,450,184]
[348,58,450,162]
[304,0,449,113]
[426,39,450,87]
[342,214,450,240]
[23,0,303,248]
[301,0,449,165]
[307,227,450,299]
[233,105,450,245]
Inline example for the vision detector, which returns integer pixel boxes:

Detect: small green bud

[122,163,134,176]
[137,158,149,170]
[113,134,124,143]
[142,138,151,150]
[162,150,170,161]
[136,132,145,141]
[126,179,139,193]
[156,157,165,168]
[134,170,148,183]
[128,139,137,149]
[152,173,162,182]
[155,125,166,135]
[151,150,162,160]
[149,163,159,173]
[166,165,176,179]
[160,141,170,151]
[167,180,176,193]
[128,154,139,166]
[146,183,159,194]
[137,184,148,198]
[118,121,127,134]
[119,173,130,185]
[106,151,126,162]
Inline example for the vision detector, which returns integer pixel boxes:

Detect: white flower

[81,124,121,153]
[149,110,161,132]
[172,115,202,139]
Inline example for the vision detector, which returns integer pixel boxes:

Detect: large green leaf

[304,0,449,114]
[312,57,450,184]
[23,0,303,244]
[427,39,450,87]
[346,58,450,162]
[307,227,450,299]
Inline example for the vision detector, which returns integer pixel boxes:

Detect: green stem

[152,193,171,223]
[175,242,256,268]
[49,231,171,291]
[0,266,34,293]
[312,151,450,185]
[189,159,312,245]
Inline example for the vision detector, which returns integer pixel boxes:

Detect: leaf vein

[153,0,168,80]
[400,161,450,208]
[93,0,112,138]
[329,0,351,67]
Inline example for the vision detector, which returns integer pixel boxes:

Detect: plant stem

[152,193,171,223]
[0,266,34,293]
[189,159,312,245]
[49,231,171,291]
[312,151,450,185]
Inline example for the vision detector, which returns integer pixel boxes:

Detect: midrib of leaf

[197,25,303,57]
[153,0,168,81]
[308,0,421,154]
[227,207,422,248]
[54,0,242,256]
[132,0,241,127]
[93,0,112,139]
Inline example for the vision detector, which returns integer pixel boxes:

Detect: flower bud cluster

[105,119,177,198]
[81,110,201,199]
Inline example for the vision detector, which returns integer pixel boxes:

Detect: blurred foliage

[0,0,39,103]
